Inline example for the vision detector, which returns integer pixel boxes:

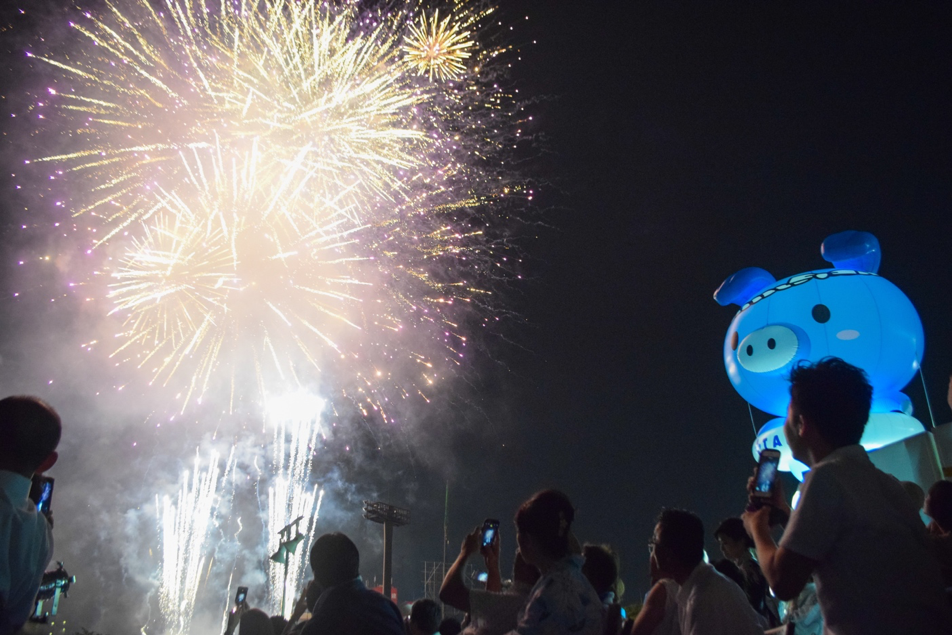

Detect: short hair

[788,357,872,447]
[438,617,462,635]
[309,533,359,588]
[657,509,704,568]
[514,489,575,559]
[714,517,753,549]
[0,396,61,472]
[238,609,275,635]
[409,598,441,634]
[581,544,618,596]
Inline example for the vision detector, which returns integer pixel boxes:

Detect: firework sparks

[26,0,526,411]
[159,448,236,635]
[404,9,476,81]
[266,392,326,617]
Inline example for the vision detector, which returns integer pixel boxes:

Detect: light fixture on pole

[271,516,305,615]
[362,501,410,601]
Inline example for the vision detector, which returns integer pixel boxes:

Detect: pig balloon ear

[821,230,881,273]
[714,267,776,306]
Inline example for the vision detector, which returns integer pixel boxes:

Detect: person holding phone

[0,396,62,635]
[741,358,952,635]
[505,489,603,635]
[439,521,539,635]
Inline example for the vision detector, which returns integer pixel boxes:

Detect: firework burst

[23,0,527,413]
[403,8,476,81]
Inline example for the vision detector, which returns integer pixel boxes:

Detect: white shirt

[464,583,531,635]
[676,562,764,635]
[0,470,53,631]
[780,444,952,635]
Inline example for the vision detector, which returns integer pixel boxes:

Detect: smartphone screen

[34,476,54,515]
[753,450,781,496]
[481,519,499,547]
[476,571,488,583]
[235,586,248,605]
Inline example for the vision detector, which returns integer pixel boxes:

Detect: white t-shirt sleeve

[780,465,843,561]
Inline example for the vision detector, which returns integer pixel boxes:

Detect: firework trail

[159,448,236,635]
[266,392,326,617]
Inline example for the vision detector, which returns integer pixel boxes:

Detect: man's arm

[623,580,668,635]
[742,505,816,601]
[439,527,481,612]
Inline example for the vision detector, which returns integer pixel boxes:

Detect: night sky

[2,1,952,633]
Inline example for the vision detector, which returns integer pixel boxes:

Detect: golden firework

[403,9,476,81]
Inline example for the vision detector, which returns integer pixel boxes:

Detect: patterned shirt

[505,555,603,635]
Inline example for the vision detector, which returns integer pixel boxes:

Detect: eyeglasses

[647,539,658,554]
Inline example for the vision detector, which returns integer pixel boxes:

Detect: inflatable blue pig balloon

[714,231,925,479]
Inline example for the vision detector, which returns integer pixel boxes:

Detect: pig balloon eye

[730,331,739,351]
[812,304,831,323]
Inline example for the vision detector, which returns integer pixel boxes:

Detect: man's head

[785,357,872,463]
[714,517,753,562]
[408,598,440,635]
[0,396,61,477]
[309,532,359,588]
[581,544,618,598]
[652,509,704,580]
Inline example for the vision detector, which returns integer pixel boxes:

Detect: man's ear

[36,451,58,474]
[797,414,818,442]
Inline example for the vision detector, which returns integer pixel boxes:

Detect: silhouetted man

[651,508,763,635]
[301,532,403,635]
[743,357,952,635]
[0,396,61,634]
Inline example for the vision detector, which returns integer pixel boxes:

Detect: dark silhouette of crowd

[4,358,952,635]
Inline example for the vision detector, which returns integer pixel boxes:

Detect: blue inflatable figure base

[752,413,925,482]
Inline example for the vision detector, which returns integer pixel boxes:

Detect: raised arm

[439,527,482,612]
[742,505,816,600]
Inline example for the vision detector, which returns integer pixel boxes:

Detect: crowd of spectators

[4,358,952,635]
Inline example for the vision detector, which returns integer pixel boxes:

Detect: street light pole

[362,501,410,600]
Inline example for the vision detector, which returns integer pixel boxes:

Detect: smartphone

[476,571,488,583]
[481,518,499,547]
[30,476,54,516]
[752,449,781,498]
[235,586,248,605]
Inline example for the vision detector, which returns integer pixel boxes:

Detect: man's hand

[747,470,791,526]
[741,504,772,541]
[461,526,481,559]
[224,601,248,635]
[480,527,499,564]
